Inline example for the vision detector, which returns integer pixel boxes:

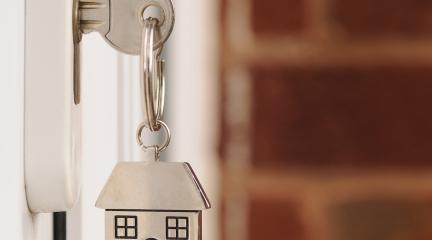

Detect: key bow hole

[141,4,165,26]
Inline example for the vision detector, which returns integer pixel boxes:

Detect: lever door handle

[25,0,81,213]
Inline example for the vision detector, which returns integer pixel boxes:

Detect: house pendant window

[115,216,138,239]
[166,216,189,240]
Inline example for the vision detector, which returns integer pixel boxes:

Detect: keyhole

[141,5,165,25]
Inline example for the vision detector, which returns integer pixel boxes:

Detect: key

[79,0,110,35]
[77,0,174,55]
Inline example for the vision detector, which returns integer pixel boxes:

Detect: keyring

[140,18,165,131]
[136,120,171,157]
[139,0,175,49]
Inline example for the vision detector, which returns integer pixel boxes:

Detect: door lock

[25,0,175,214]
[72,0,174,106]
[73,0,175,55]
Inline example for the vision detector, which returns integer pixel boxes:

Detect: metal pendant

[92,1,211,239]
[96,161,211,240]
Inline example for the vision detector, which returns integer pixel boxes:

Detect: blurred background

[77,0,432,239]
[3,0,432,239]
[217,0,432,240]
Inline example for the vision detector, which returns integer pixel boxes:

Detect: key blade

[79,0,110,35]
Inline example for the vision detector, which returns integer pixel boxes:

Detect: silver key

[77,0,175,54]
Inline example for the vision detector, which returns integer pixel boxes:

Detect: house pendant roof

[95,161,211,211]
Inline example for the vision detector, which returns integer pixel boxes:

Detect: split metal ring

[136,120,171,155]
[140,18,165,131]
[139,0,175,49]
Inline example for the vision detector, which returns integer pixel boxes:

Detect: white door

[0,0,120,239]
[0,1,39,239]
[0,0,219,240]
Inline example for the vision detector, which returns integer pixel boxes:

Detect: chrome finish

[73,0,174,157]
[140,18,165,131]
[136,120,171,159]
[73,0,81,105]
[96,161,211,210]
[73,43,81,105]
[96,161,211,240]
[136,0,175,49]
[79,0,110,34]
[74,0,175,55]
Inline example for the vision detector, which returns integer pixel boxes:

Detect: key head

[105,0,175,55]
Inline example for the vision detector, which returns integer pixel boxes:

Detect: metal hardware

[73,0,81,105]
[136,120,171,159]
[73,0,174,159]
[95,161,211,240]
[78,0,109,35]
[77,0,213,237]
[73,0,173,111]
[74,0,175,55]
[140,18,165,131]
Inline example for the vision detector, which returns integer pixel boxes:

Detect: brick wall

[219,0,432,240]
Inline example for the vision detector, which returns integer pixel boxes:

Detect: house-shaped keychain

[96,161,211,240]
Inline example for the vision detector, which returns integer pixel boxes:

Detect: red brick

[330,198,432,240]
[249,197,307,240]
[251,65,432,168]
[251,0,305,36]
[330,0,432,39]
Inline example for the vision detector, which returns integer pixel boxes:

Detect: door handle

[25,0,174,214]
[25,0,81,213]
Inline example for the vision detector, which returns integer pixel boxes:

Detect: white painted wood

[80,33,120,240]
[167,1,220,239]
[0,1,27,239]
[0,0,53,239]
[0,0,147,239]
[117,55,145,162]
[63,33,121,240]
[25,0,81,212]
